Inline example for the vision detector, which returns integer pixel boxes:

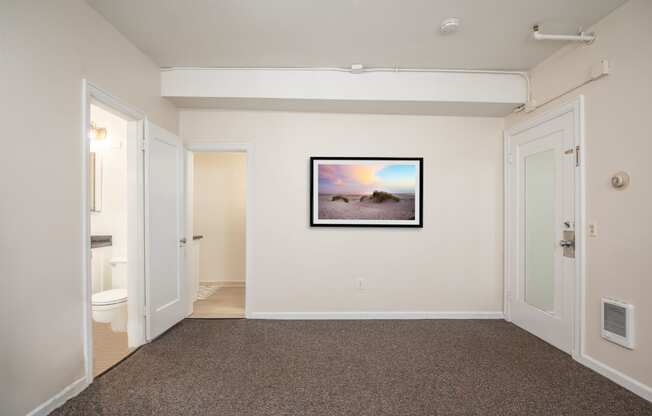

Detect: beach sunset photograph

[311,158,422,226]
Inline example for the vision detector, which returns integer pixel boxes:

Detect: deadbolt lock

[560,230,575,258]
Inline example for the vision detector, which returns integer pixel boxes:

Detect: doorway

[82,81,147,380]
[83,81,187,382]
[505,97,585,355]
[88,103,134,376]
[184,144,251,319]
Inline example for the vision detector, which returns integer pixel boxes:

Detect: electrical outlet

[356,278,365,290]
[588,223,598,237]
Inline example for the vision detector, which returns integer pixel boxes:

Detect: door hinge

[506,153,513,164]
[140,139,147,152]
[143,305,148,316]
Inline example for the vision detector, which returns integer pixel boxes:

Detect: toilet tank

[109,257,128,289]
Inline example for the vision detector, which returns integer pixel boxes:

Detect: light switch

[588,223,598,237]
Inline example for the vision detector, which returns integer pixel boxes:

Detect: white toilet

[92,257,128,332]
[92,288,128,332]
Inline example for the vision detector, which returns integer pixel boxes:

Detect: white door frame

[504,96,586,359]
[184,142,254,318]
[81,80,147,383]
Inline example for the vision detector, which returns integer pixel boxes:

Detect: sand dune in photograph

[318,192,415,220]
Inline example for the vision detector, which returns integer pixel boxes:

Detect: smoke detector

[440,17,461,35]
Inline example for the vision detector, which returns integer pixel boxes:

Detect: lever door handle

[560,239,574,247]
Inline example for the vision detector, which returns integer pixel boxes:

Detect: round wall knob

[611,171,630,189]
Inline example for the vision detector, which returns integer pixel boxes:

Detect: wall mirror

[89,152,102,212]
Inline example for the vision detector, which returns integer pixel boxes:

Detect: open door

[144,121,186,340]
[184,149,198,316]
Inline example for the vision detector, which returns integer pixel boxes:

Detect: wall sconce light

[89,121,109,152]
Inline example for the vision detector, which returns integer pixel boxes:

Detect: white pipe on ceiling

[532,25,596,44]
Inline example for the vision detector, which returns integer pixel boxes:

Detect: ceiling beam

[161,68,528,116]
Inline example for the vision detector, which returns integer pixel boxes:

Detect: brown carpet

[53,319,652,415]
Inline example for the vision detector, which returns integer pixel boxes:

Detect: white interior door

[184,149,198,315]
[507,110,577,354]
[145,121,185,340]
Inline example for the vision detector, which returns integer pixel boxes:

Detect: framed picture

[310,157,423,227]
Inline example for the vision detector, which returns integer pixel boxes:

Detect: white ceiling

[87,0,625,71]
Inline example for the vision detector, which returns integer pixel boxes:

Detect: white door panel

[145,121,185,340]
[507,111,576,354]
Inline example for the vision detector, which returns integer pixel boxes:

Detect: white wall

[181,110,504,314]
[507,0,652,391]
[90,105,128,292]
[0,1,177,415]
[193,152,247,283]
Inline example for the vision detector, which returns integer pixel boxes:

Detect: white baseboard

[200,280,245,288]
[248,311,504,320]
[26,376,88,416]
[576,353,652,403]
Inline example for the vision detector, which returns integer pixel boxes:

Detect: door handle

[560,240,574,247]
[179,238,187,247]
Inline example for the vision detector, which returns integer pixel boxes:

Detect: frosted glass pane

[524,150,555,312]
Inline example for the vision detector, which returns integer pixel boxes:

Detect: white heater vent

[601,298,634,349]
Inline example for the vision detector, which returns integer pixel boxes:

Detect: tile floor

[92,321,132,376]
[190,286,245,318]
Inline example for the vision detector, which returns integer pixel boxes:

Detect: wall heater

[601,298,635,349]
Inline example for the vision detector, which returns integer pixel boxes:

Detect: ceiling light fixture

[440,17,461,35]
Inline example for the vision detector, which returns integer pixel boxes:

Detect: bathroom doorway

[184,144,250,318]
[83,82,147,380]
[89,103,132,375]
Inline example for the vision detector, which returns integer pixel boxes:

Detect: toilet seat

[92,289,127,306]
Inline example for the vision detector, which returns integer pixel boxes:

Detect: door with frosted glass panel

[507,110,576,354]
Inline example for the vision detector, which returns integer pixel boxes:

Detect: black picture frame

[310,157,424,228]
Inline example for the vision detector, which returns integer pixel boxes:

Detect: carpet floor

[53,319,652,415]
